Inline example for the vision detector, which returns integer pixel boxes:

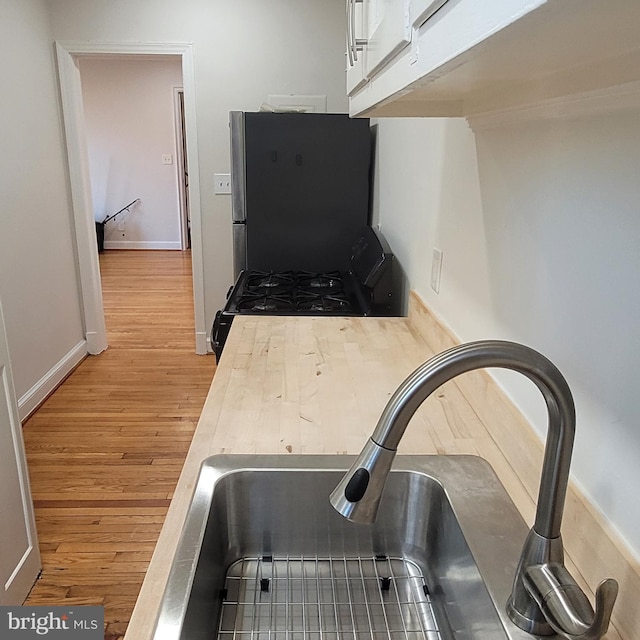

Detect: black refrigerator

[229,111,372,277]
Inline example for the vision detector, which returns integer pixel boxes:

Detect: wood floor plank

[23,250,216,640]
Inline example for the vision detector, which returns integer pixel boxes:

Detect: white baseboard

[103,240,182,250]
[18,340,87,421]
[85,330,107,355]
[196,331,208,355]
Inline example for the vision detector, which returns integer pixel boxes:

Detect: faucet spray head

[330,438,396,524]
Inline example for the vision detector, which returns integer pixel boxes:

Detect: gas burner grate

[296,291,353,313]
[237,292,295,313]
[296,271,345,291]
[234,270,356,315]
[246,271,297,292]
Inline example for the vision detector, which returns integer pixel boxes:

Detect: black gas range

[211,227,397,361]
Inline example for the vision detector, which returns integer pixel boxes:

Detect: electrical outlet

[431,248,443,293]
[214,173,232,195]
[162,154,173,165]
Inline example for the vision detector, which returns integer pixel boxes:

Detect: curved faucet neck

[331,340,617,639]
[370,340,575,539]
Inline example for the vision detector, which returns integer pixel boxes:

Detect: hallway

[22,250,216,639]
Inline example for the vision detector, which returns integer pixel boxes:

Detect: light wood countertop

[124,310,632,640]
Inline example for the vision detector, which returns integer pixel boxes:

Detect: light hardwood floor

[23,250,216,640]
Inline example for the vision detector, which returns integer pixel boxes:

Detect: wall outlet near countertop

[431,248,443,293]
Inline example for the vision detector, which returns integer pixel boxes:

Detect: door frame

[55,41,207,354]
[173,86,190,250]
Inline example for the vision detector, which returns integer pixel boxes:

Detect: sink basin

[153,455,533,640]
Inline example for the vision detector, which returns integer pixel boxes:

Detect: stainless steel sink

[152,454,535,640]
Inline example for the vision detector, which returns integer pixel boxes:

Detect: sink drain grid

[217,555,442,640]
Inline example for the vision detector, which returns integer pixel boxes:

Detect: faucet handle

[588,579,619,640]
[524,563,618,640]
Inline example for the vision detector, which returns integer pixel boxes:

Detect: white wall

[0,0,85,407]
[79,56,183,249]
[48,0,349,328]
[373,113,640,559]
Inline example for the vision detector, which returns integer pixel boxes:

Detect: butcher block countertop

[125,298,632,640]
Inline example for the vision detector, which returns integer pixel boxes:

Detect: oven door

[211,310,234,362]
[211,279,243,362]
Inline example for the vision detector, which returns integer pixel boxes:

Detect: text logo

[0,607,103,639]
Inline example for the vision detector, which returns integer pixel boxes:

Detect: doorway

[79,55,186,251]
[55,42,207,354]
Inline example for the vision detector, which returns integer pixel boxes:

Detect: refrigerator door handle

[230,111,247,223]
[232,223,247,280]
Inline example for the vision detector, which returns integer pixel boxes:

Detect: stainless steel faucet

[330,340,618,640]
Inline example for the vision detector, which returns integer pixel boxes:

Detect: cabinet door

[346,0,368,95]
[410,0,450,27]
[0,298,40,604]
[366,0,411,77]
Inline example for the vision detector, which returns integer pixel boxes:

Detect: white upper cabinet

[347,0,640,122]
[346,0,412,94]
[346,0,369,94]
[365,0,411,77]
